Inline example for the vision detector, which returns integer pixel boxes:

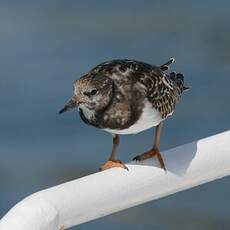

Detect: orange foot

[99,160,128,171]
[133,148,167,171]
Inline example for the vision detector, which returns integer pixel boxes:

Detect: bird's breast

[103,100,163,135]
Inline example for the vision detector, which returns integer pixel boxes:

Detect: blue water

[0,1,230,229]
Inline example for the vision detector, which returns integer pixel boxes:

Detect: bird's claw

[132,148,167,172]
[99,160,129,171]
[132,155,142,161]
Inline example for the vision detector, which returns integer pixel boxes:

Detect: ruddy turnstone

[59,58,189,171]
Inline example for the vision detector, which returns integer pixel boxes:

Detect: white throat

[78,104,95,120]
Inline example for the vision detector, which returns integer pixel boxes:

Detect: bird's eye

[90,89,98,95]
[83,89,98,96]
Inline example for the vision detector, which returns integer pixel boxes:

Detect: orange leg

[133,122,166,171]
[100,134,128,171]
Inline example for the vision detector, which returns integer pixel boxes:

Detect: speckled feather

[73,59,188,132]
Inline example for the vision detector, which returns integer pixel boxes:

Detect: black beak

[58,107,68,114]
[59,97,77,114]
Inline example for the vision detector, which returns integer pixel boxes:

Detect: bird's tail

[169,72,190,92]
[160,57,190,92]
[160,57,176,71]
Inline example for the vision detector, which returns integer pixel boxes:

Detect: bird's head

[59,74,114,115]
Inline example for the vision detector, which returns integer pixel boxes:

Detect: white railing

[0,130,230,230]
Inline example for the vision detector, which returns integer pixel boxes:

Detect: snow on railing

[0,130,230,230]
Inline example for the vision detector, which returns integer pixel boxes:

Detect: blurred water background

[0,1,230,229]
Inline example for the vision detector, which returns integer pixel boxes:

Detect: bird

[59,58,189,171]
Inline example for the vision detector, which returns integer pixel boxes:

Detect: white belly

[104,100,163,135]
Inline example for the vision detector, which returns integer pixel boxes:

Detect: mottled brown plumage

[59,58,189,171]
